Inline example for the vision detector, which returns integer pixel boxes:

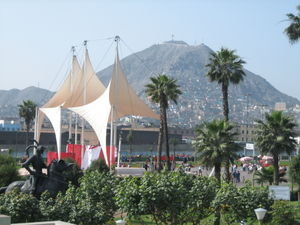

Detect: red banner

[47,152,74,165]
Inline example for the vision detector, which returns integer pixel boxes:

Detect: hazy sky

[1,0,300,100]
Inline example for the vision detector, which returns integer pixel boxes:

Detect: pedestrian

[236,170,240,183]
[143,163,148,171]
[198,166,202,176]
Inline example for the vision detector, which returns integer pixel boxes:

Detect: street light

[115,219,126,225]
[254,208,267,225]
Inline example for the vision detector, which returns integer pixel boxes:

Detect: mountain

[97,41,300,127]
[1,41,299,127]
[0,87,53,118]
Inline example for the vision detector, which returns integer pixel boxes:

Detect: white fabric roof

[36,51,106,157]
[69,51,159,164]
[108,51,159,120]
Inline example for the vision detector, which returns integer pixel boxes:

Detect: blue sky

[1,0,300,100]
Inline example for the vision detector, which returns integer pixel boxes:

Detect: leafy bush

[0,189,41,223]
[213,182,274,224]
[271,200,300,225]
[0,154,20,187]
[39,187,77,222]
[86,158,109,173]
[289,155,300,188]
[39,170,117,225]
[116,172,218,225]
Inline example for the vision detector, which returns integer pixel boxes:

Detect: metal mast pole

[81,40,88,168]
[68,46,76,143]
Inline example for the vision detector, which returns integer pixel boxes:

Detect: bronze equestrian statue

[0,142,82,197]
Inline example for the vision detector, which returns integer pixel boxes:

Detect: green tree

[116,172,218,225]
[284,5,300,44]
[193,120,239,225]
[0,154,20,187]
[270,200,299,225]
[0,190,41,223]
[145,74,182,171]
[169,137,180,162]
[254,166,274,186]
[213,182,273,224]
[289,154,300,197]
[206,48,246,182]
[256,111,297,185]
[18,100,37,146]
[254,166,287,186]
[193,120,239,185]
[126,129,134,154]
[39,171,117,225]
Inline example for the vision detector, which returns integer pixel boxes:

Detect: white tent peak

[69,48,159,165]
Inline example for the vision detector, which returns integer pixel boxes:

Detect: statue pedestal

[0,214,11,225]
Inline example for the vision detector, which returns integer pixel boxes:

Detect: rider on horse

[21,145,47,194]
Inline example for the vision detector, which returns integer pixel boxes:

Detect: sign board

[269,186,290,200]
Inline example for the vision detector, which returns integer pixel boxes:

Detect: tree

[0,154,20,187]
[18,100,37,146]
[0,190,41,223]
[116,172,218,225]
[206,48,246,182]
[145,74,182,171]
[256,111,297,185]
[169,137,180,162]
[284,5,300,44]
[193,120,239,185]
[254,166,287,186]
[289,154,300,198]
[126,129,134,154]
[213,182,273,224]
[39,171,117,225]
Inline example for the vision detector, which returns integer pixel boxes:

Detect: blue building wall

[0,123,21,131]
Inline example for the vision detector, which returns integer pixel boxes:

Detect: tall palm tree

[193,119,239,184]
[284,5,300,44]
[193,119,239,225]
[18,100,37,146]
[256,111,297,185]
[206,47,246,182]
[206,48,246,121]
[145,74,182,171]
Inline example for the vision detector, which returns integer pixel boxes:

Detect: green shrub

[271,200,300,225]
[213,182,274,224]
[0,154,20,187]
[116,172,218,225]
[0,189,41,223]
[39,170,117,225]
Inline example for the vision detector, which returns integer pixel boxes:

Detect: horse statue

[0,142,82,197]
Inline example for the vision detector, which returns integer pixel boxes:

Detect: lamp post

[254,208,267,225]
[115,219,126,225]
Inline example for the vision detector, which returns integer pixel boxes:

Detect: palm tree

[284,5,300,44]
[169,137,180,161]
[289,154,300,198]
[145,74,182,171]
[206,47,246,182]
[193,119,239,225]
[193,120,239,184]
[254,166,287,186]
[256,111,297,185]
[18,100,37,146]
[126,129,133,154]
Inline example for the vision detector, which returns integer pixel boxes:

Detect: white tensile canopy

[69,51,159,164]
[36,49,106,158]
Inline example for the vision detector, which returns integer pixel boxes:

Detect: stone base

[12,221,75,225]
[0,215,75,225]
[0,214,11,225]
